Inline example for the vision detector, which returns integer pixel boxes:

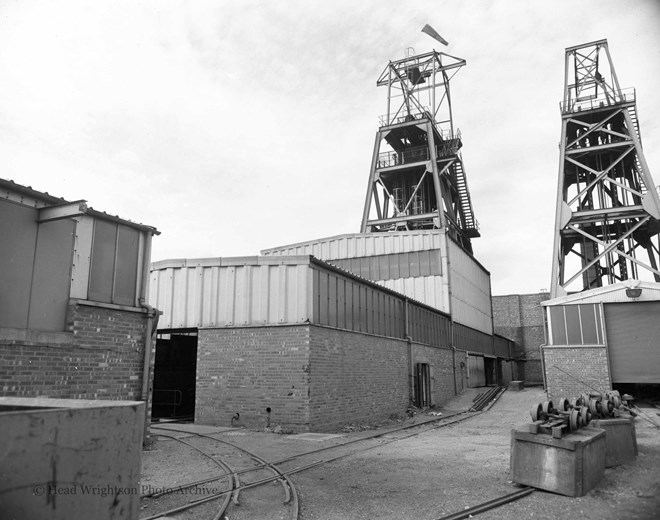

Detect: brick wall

[542,346,611,399]
[0,301,150,402]
[196,325,311,431]
[492,293,549,383]
[195,324,464,433]
[412,343,457,406]
[309,327,409,431]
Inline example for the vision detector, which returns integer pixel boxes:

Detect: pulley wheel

[589,398,599,416]
[530,403,543,422]
[569,409,580,431]
[602,398,614,417]
[558,398,569,412]
[542,400,553,415]
[580,406,591,426]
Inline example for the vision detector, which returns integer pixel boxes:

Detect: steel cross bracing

[360,49,479,253]
[550,40,660,297]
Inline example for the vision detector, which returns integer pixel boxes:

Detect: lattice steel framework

[550,40,660,297]
[360,49,479,253]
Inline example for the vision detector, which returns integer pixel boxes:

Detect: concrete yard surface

[141,387,660,520]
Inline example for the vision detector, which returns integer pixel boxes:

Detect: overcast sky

[2,0,659,295]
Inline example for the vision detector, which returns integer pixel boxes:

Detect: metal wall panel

[0,200,75,332]
[377,276,450,315]
[312,263,406,338]
[262,231,444,260]
[493,334,513,358]
[150,259,313,329]
[88,219,117,303]
[407,304,451,347]
[604,302,660,383]
[0,200,37,328]
[27,220,75,331]
[328,250,441,282]
[113,226,139,306]
[447,239,493,334]
[150,256,493,355]
[454,322,493,355]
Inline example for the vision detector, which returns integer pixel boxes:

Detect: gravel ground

[142,387,660,520]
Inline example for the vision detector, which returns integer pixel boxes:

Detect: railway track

[141,410,480,519]
[140,427,299,520]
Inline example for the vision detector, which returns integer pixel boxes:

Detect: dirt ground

[141,387,660,520]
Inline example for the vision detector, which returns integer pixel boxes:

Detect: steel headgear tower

[359,47,479,254]
[550,40,660,297]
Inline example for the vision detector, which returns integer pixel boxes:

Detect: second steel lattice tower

[550,40,660,297]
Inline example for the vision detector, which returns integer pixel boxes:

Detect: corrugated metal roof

[261,230,444,259]
[0,178,159,234]
[542,281,660,306]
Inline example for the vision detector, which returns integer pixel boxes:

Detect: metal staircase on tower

[360,44,480,254]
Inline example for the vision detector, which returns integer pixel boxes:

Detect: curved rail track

[140,427,299,520]
[141,410,479,519]
[142,403,530,519]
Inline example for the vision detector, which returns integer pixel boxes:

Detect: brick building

[492,292,549,384]
[149,254,517,432]
[0,179,159,430]
[541,282,660,399]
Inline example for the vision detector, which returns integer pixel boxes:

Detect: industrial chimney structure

[360,48,479,254]
[549,39,660,298]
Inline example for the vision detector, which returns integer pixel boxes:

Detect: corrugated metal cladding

[407,304,452,347]
[604,302,660,384]
[494,335,514,358]
[454,323,493,356]
[378,276,449,315]
[328,250,441,281]
[447,239,493,335]
[261,231,444,260]
[312,266,405,339]
[150,257,313,329]
[150,256,457,349]
[263,232,494,336]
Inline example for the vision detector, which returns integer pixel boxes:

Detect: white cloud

[1,0,659,295]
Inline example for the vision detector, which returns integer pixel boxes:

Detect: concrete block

[510,424,606,496]
[589,417,638,467]
[0,397,144,520]
[508,380,525,391]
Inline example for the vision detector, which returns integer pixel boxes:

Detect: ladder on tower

[453,160,480,237]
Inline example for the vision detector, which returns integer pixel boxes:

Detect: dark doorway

[152,330,197,420]
[414,363,431,408]
[484,357,496,386]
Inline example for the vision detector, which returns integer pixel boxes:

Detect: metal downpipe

[138,232,160,438]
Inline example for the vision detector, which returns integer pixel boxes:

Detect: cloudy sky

[2,0,659,295]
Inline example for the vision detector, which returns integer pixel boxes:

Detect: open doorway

[152,330,197,421]
[484,357,497,386]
